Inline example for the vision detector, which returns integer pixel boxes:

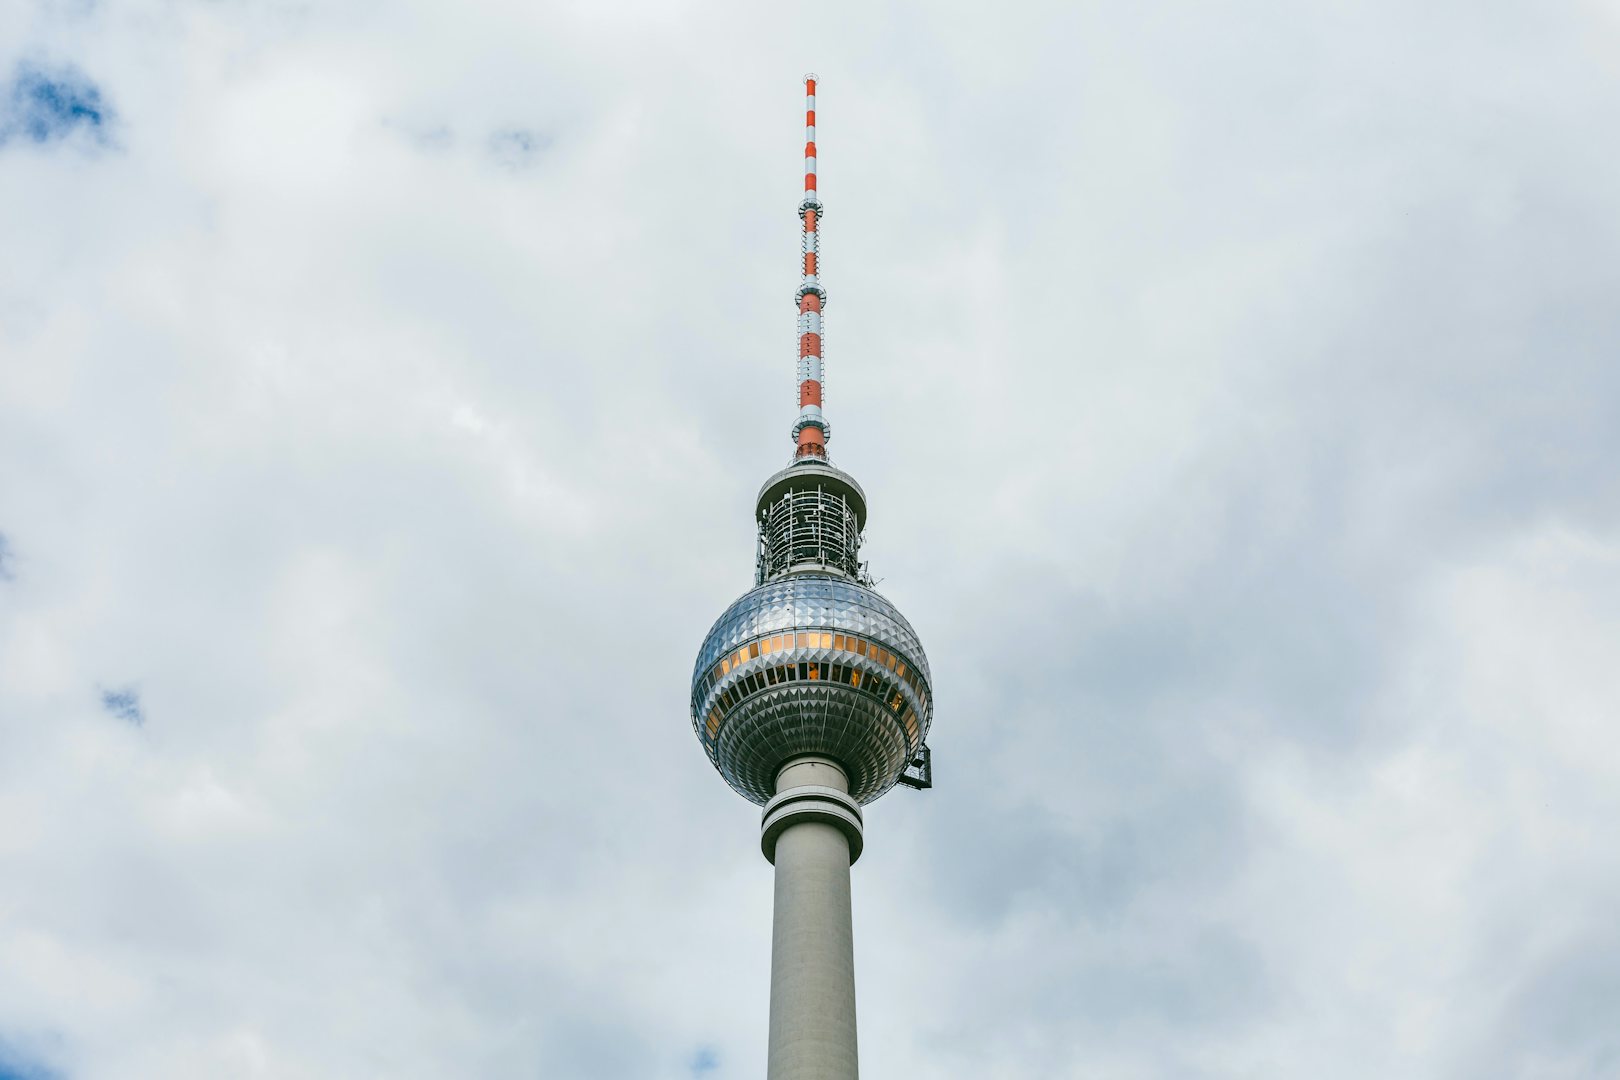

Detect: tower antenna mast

[794,74,828,461]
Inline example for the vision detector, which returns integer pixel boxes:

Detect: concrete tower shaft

[764,757,862,1079]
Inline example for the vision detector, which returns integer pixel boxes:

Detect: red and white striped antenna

[793,74,828,460]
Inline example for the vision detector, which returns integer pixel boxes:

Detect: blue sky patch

[1,62,112,147]
[0,1036,62,1080]
[488,127,551,169]
[100,686,143,726]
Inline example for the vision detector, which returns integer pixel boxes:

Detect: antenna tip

[804,72,819,82]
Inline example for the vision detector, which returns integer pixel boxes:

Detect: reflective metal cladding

[691,573,933,805]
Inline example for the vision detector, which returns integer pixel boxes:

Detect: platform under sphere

[691,574,933,806]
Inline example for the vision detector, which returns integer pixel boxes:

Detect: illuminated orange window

[892,694,904,711]
[855,640,867,656]
[762,637,774,654]
[720,657,730,675]
[887,654,897,671]
[903,710,918,740]
[797,633,810,648]
[896,662,906,679]
[849,671,861,688]
[833,634,846,650]
[807,664,819,680]
[706,711,721,737]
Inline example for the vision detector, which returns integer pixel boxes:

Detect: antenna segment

[794,74,827,460]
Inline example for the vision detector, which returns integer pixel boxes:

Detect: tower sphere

[691,570,933,805]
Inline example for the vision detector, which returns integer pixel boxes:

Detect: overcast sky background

[3,1,1620,1077]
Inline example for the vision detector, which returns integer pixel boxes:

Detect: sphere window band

[693,628,930,752]
[699,630,929,714]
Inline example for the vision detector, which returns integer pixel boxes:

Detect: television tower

[690,76,934,1080]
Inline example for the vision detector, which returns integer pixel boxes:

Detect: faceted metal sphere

[691,573,933,806]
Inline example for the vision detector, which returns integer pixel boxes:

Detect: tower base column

[761,756,863,1080]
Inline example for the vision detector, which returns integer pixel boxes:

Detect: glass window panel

[807,664,819,680]
[749,642,760,659]
[855,639,867,656]
[896,662,906,679]
[850,671,861,688]
[833,634,846,651]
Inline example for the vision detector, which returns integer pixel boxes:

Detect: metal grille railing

[756,487,861,582]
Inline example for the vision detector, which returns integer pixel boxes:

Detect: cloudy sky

[4,1,1620,1077]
